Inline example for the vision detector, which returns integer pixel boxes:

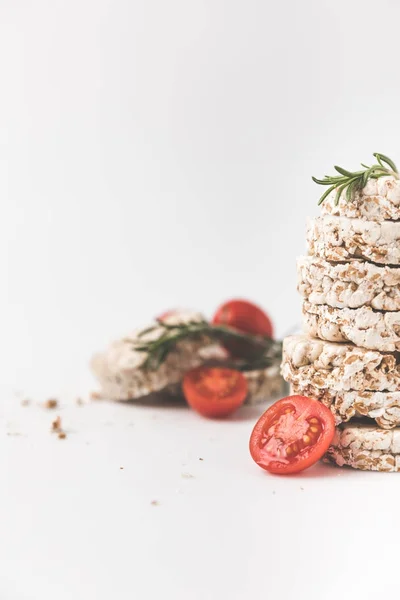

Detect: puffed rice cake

[326,422,400,472]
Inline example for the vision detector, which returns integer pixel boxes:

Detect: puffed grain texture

[307,215,400,264]
[290,381,400,429]
[282,334,400,392]
[91,311,211,401]
[321,176,400,222]
[297,256,400,310]
[326,423,400,472]
[303,302,400,351]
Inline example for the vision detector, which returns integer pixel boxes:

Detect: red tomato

[212,299,274,358]
[213,299,273,338]
[249,395,335,475]
[183,366,248,418]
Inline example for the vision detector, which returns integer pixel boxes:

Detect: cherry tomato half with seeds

[183,366,248,418]
[212,299,274,359]
[249,395,335,475]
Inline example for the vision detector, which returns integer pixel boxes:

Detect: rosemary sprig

[312,152,399,206]
[131,319,282,372]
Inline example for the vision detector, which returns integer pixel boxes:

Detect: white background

[2,1,400,599]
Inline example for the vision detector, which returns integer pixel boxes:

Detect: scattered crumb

[76,397,84,406]
[44,398,58,410]
[7,432,23,437]
[300,486,304,491]
[181,472,194,479]
[199,457,204,461]
[90,391,103,401]
[52,416,62,432]
[150,500,160,506]
[120,466,124,470]
[272,491,276,495]
[51,416,67,439]
[20,398,31,407]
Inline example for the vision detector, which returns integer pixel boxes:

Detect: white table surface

[1,389,400,600]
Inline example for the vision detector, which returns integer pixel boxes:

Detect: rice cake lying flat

[321,176,400,222]
[290,381,400,429]
[303,302,400,351]
[91,311,285,404]
[326,422,400,472]
[91,311,212,401]
[307,215,400,264]
[297,256,400,310]
[282,334,400,392]
[241,364,286,405]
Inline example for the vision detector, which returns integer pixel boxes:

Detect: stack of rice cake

[282,176,400,471]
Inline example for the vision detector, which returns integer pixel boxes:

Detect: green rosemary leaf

[334,166,354,177]
[373,153,398,174]
[133,320,281,372]
[345,180,355,202]
[313,153,399,205]
[334,183,348,205]
[317,184,336,206]
[312,176,335,186]
[137,325,158,338]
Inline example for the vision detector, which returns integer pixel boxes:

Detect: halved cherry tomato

[249,395,335,475]
[183,366,248,418]
[212,299,274,358]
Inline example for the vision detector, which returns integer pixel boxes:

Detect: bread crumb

[21,398,31,407]
[52,417,67,439]
[90,391,103,401]
[76,397,84,406]
[44,399,58,409]
[181,472,194,479]
[52,416,62,432]
[120,466,124,470]
[150,500,160,506]
[199,457,204,461]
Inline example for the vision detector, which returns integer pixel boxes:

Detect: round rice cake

[282,334,400,392]
[290,381,400,429]
[91,311,212,401]
[303,302,400,351]
[326,422,400,472]
[297,256,400,310]
[307,215,400,265]
[320,175,400,222]
[91,310,286,404]
[242,364,286,405]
